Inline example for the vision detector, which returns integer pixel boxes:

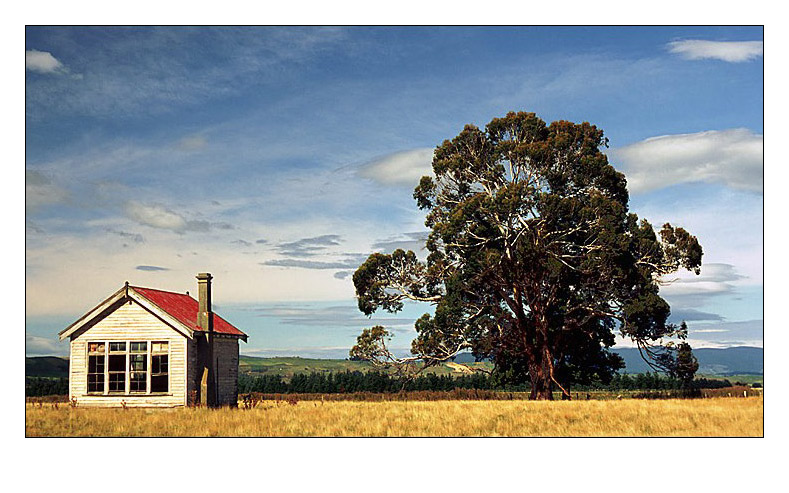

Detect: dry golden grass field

[25,396,763,437]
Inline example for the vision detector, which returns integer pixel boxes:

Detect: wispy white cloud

[686,319,763,348]
[668,308,724,323]
[358,148,433,187]
[669,263,745,284]
[611,128,762,194]
[136,265,169,271]
[26,27,348,120]
[275,234,343,257]
[614,317,763,348]
[250,303,414,329]
[657,263,761,331]
[260,257,367,270]
[26,49,65,74]
[372,232,429,258]
[660,263,746,299]
[241,346,373,359]
[123,201,231,233]
[24,219,367,317]
[667,40,763,63]
[175,135,208,152]
[124,201,191,231]
[26,334,68,356]
[26,169,69,211]
[106,228,145,245]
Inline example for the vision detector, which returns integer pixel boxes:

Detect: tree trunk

[528,359,553,400]
[523,292,555,400]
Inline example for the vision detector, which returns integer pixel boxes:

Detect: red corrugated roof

[131,286,247,339]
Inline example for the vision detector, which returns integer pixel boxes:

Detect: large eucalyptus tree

[351,111,702,400]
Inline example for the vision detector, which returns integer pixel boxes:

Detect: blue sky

[25,26,763,358]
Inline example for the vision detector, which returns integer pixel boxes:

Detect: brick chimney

[196,272,216,407]
[196,272,213,332]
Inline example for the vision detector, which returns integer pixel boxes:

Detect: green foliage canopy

[352,111,702,400]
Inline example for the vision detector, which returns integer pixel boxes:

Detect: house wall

[69,300,188,407]
[186,337,198,406]
[187,334,240,406]
[214,336,240,406]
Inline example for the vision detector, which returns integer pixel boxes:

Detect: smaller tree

[349,325,430,388]
[671,339,699,388]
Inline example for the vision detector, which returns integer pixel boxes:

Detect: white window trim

[150,341,170,394]
[84,340,171,396]
[86,342,106,395]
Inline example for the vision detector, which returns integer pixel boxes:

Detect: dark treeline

[23,372,739,397]
[238,371,495,394]
[603,373,732,391]
[26,377,68,397]
[238,370,735,395]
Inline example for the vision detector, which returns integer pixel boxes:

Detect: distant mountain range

[453,346,763,375]
[613,347,763,375]
[25,356,69,378]
[26,346,762,379]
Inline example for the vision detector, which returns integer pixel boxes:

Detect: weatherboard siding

[70,301,187,407]
[214,337,239,406]
[185,336,239,406]
[187,338,198,405]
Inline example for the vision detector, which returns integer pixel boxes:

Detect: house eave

[58,286,127,341]
[127,288,195,339]
[195,330,248,343]
[59,284,197,341]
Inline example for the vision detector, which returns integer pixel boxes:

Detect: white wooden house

[59,273,247,407]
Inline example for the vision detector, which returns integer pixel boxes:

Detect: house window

[108,342,127,393]
[87,342,105,394]
[151,341,169,393]
[129,342,147,393]
[85,340,170,395]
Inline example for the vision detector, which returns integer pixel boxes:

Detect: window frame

[129,342,148,394]
[150,341,170,394]
[84,340,171,396]
[107,342,127,394]
[86,342,106,395]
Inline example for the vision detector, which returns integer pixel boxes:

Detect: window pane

[151,374,168,393]
[88,354,105,393]
[130,372,146,392]
[129,354,146,371]
[108,354,125,372]
[152,341,168,353]
[88,342,105,353]
[130,342,147,353]
[109,342,126,353]
[108,372,125,392]
[88,355,105,373]
[88,373,104,393]
[152,354,168,374]
[151,354,168,392]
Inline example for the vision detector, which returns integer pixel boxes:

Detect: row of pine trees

[24,372,739,397]
[237,370,735,395]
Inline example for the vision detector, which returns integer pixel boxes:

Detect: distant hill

[26,346,762,379]
[612,346,763,375]
[238,355,489,378]
[239,355,373,377]
[453,346,763,375]
[26,356,69,378]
